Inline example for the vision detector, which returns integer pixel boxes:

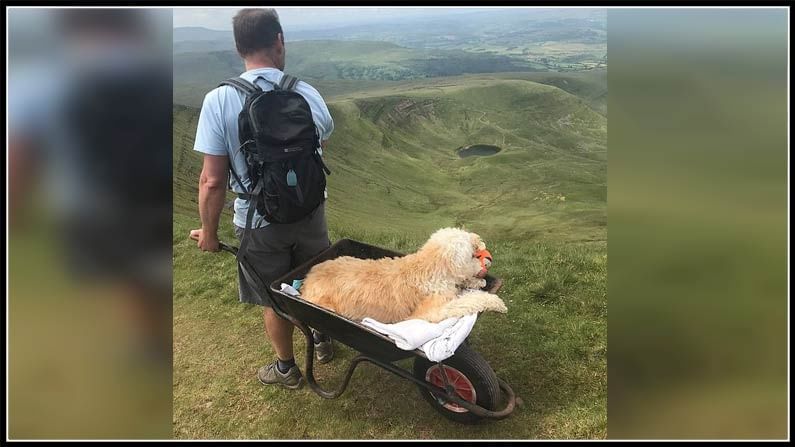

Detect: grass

[9,212,173,439]
[172,74,606,439]
[173,215,606,439]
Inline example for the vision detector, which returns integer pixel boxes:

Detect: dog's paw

[485,295,508,313]
[461,277,487,289]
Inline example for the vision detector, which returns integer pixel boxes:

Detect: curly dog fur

[301,228,507,323]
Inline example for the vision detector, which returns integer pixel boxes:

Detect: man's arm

[193,154,229,252]
[8,136,39,228]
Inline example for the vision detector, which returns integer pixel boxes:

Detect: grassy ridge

[176,39,537,82]
[173,40,541,107]
[173,75,607,439]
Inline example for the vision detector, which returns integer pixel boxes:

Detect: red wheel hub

[426,365,477,413]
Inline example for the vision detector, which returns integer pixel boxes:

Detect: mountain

[174,26,233,42]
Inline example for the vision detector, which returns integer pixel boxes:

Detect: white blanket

[279,283,477,362]
[361,314,477,362]
[280,283,302,297]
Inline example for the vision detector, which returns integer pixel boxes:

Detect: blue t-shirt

[193,67,334,228]
[9,51,169,222]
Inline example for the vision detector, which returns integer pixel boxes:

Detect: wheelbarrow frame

[220,238,516,420]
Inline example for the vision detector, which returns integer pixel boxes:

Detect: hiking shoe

[314,339,334,364]
[257,361,304,390]
[312,329,335,364]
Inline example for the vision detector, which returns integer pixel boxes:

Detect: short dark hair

[232,8,283,57]
[56,9,147,37]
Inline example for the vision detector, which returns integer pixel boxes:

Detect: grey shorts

[234,203,330,307]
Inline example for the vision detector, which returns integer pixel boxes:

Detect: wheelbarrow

[215,237,517,424]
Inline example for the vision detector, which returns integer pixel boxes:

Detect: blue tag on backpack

[286,169,297,186]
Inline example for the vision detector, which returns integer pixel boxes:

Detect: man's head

[57,9,148,40]
[232,8,285,70]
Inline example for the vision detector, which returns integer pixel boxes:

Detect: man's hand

[190,229,220,252]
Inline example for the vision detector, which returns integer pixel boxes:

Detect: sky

[173,7,521,31]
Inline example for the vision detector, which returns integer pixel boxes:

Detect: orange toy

[474,249,492,278]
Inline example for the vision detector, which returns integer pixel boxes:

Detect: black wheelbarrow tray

[223,238,517,424]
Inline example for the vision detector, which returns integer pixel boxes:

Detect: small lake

[457,144,502,158]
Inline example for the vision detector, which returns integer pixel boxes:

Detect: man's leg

[263,307,294,362]
[292,203,334,363]
[234,225,302,389]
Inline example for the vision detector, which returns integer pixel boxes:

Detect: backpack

[219,74,331,256]
[67,66,173,210]
[61,65,173,272]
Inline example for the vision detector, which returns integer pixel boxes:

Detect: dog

[300,228,507,323]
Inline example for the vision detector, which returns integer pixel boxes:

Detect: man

[8,8,173,438]
[9,9,173,364]
[190,8,335,390]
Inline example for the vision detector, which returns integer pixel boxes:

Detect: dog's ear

[471,233,486,251]
[426,228,480,274]
[441,230,475,272]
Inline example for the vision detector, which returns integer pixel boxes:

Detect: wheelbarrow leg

[280,312,369,399]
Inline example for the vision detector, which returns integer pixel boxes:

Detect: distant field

[173,73,607,439]
[465,42,606,71]
[173,9,606,72]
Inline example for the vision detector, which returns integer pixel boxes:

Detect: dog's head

[423,228,491,279]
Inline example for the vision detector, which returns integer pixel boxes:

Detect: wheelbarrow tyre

[413,344,500,424]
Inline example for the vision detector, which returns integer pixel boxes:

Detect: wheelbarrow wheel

[413,344,500,424]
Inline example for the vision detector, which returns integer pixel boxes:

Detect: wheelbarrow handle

[188,230,239,255]
[219,241,238,256]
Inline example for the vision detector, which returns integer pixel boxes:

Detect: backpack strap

[228,157,247,193]
[219,79,259,196]
[278,73,300,91]
[237,173,265,262]
[219,77,260,95]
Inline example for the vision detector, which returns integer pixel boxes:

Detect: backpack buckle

[240,139,256,152]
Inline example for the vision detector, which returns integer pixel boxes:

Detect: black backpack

[67,66,173,210]
[220,74,331,254]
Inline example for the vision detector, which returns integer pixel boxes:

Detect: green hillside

[173,76,607,439]
[175,77,605,242]
[308,70,607,120]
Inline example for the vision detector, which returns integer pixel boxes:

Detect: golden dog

[300,228,507,323]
